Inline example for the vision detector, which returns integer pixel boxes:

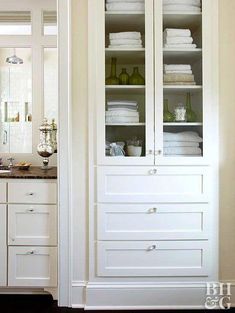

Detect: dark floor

[0,295,234,312]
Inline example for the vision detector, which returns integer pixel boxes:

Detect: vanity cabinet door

[0,183,6,203]
[0,204,7,286]
[8,246,57,287]
[8,205,57,246]
[8,181,57,204]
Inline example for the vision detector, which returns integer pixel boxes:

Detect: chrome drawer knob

[147,245,157,251]
[149,169,157,175]
[148,208,157,214]
[27,250,36,255]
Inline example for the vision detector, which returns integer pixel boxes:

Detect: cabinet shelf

[163,48,202,62]
[106,123,145,126]
[163,85,202,94]
[105,48,145,64]
[106,85,145,95]
[164,122,202,126]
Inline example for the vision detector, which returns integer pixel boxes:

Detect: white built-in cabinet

[0,180,57,289]
[88,0,218,308]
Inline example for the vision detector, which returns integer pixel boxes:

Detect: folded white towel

[108,45,143,49]
[108,107,138,112]
[164,69,192,74]
[164,73,195,83]
[106,116,139,123]
[164,131,203,143]
[164,141,199,148]
[163,4,201,12]
[164,147,202,155]
[106,3,145,11]
[107,0,144,2]
[164,36,193,45]
[164,28,191,37]
[164,43,197,49]
[109,32,141,40]
[163,0,201,6]
[164,81,196,85]
[107,100,137,106]
[164,64,191,71]
[110,38,142,46]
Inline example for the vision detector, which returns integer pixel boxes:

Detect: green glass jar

[129,67,145,85]
[186,93,197,122]
[163,99,175,122]
[119,68,129,85]
[106,57,119,85]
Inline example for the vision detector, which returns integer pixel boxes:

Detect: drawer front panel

[97,241,209,277]
[0,183,6,203]
[0,205,7,286]
[97,203,209,240]
[8,182,57,204]
[97,167,210,203]
[8,205,57,246]
[8,246,57,287]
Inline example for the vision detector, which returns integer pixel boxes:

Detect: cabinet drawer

[8,182,57,204]
[97,166,210,203]
[97,241,209,277]
[8,205,57,246]
[0,183,6,203]
[0,205,7,286]
[97,203,209,240]
[8,246,57,287]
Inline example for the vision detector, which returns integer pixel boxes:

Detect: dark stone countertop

[0,166,57,179]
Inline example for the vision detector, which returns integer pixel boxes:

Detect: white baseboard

[71,281,86,308]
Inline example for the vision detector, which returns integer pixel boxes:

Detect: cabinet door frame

[0,204,7,286]
[94,0,155,166]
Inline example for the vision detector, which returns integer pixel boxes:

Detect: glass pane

[0,48,32,153]
[43,11,57,35]
[0,11,31,35]
[44,48,58,122]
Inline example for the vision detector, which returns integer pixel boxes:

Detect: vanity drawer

[0,205,7,286]
[8,246,57,287]
[8,205,57,246]
[97,241,209,277]
[0,183,6,203]
[97,203,209,240]
[8,181,57,204]
[97,166,210,203]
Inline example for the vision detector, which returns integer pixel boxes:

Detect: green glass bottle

[129,67,145,85]
[186,93,197,122]
[119,68,129,85]
[163,99,175,122]
[105,57,119,85]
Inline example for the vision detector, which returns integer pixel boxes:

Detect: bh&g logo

[205,283,231,309]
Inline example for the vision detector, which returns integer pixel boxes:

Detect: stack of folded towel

[164,64,196,85]
[109,32,143,49]
[106,100,139,123]
[106,0,145,12]
[163,28,197,49]
[163,0,201,12]
[164,131,202,156]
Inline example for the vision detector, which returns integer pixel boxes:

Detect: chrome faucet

[7,157,14,169]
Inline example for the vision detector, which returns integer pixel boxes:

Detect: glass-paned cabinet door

[155,0,204,163]
[96,0,155,165]
[0,48,32,153]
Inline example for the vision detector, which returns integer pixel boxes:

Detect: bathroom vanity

[0,167,57,289]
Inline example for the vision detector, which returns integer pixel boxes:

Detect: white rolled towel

[106,3,145,11]
[164,64,191,71]
[109,32,141,40]
[164,28,191,37]
[163,0,201,6]
[164,43,197,49]
[164,147,202,155]
[164,131,203,143]
[107,0,144,2]
[164,36,193,44]
[164,141,199,148]
[163,4,201,12]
